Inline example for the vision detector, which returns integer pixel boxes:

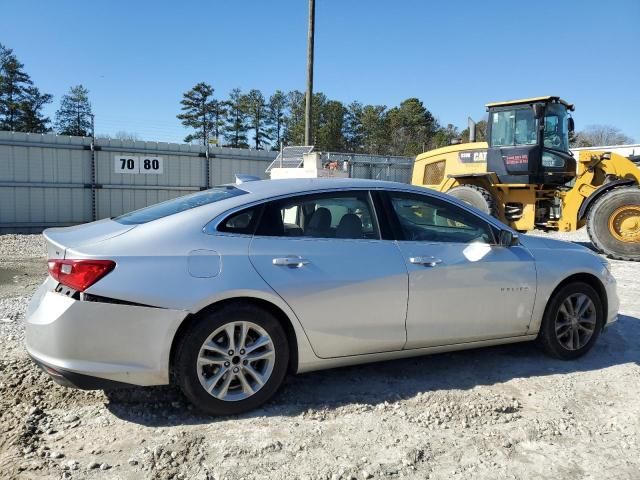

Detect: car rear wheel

[537,282,604,360]
[174,304,289,415]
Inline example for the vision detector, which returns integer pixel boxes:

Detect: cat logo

[458,150,487,164]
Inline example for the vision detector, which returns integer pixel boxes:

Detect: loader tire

[447,185,498,217]
[587,186,640,261]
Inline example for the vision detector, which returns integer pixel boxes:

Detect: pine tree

[0,43,33,131]
[361,105,390,155]
[310,92,327,146]
[432,124,460,148]
[55,85,93,136]
[387,98,438,156]
[211,99,227,145]
[344,101,364,152]
[224,88,248,148]
[283,90,305,146]
[317,100,346,151]
[283,91,345,148]
[244,89,270,149]
[267,90,287,150]
[177,82,217,145]
[19,86,52,133]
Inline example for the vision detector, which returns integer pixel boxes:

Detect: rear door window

[218,206,261,235]
[255,191,379,240]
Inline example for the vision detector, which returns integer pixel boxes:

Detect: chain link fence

[321,152,413,183]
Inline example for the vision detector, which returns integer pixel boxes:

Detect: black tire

[537,282,604,360]
[174,304,289,415]
[587,186,640,261]
[447,184,498,217]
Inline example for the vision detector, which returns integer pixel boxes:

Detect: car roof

[136,177,511,236]
[229,178,412,197]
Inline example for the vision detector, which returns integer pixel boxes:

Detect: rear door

[383,190,536,349]
[248,190,408,358]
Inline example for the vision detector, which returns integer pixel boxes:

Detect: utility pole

[304,0,315,146]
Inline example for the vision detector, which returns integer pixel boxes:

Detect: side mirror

[498,230,519,247]
[568,117,575,133]
[532,103,545,119]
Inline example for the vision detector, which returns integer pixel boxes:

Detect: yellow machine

[413,96,640,261]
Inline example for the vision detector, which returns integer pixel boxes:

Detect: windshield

[114,186,247,225]
[543,103,570,152]
[490,108,537,147]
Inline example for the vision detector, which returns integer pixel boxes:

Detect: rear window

[113,186,247,225]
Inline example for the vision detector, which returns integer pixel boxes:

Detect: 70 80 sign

[114,156,163,174]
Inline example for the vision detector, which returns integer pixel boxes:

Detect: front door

[249,190,408,358]
[386,191,537,349]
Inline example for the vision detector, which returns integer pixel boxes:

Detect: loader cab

[486,96,577,185]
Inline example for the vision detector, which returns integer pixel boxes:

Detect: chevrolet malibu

[26,178,618,415]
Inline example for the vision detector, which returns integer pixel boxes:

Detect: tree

[432,123,460,148]
[344,101,364,152]
[387,98,439,156]
[571,124,634,147]
[360,105,389,155]
[267,90,287,150]
[310,92,327,146]
[177,82,217,145]
[0,43,33,131]
[224,88,249,148]
[115,130,139,141]
[55,85,92,136]
[19,86,52,133]
[283,90,305,146]
[244,89,270,149]
[210,99,226,145]
[0,43,52,133]
[97,130,140,141]
[316,100,346,151]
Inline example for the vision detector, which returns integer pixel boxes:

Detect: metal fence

[321,152,413,183]
[0,131,415,231]
[0,131,276,231]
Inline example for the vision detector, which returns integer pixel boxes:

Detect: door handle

[409,256,442,267]
[272,256,310,268]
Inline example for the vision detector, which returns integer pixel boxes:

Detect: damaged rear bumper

[25,278,187,388]
[29,355,135,390]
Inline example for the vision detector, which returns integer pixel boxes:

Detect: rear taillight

[47,259,116,292]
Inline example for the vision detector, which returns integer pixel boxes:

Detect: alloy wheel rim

[197,321,275,401]
[555,293,596,351]
[608,205,640,243]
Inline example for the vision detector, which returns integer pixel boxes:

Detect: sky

[3,0,640,144]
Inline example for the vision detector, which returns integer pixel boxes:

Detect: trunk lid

[43,219,136,259]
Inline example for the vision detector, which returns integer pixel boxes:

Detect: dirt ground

[1,230,639,480]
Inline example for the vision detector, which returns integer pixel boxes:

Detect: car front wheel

[537,282,604,360]
[174,304,289,415]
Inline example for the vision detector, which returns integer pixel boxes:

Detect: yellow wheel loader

[413,96,640,260]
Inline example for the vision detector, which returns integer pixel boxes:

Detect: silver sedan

[26,178,619,415]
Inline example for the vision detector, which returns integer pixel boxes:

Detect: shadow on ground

[105,313,640,427]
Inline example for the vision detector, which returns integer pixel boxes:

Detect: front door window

[389,194,494,244]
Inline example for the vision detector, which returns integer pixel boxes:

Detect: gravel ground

[1,231,639,480]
